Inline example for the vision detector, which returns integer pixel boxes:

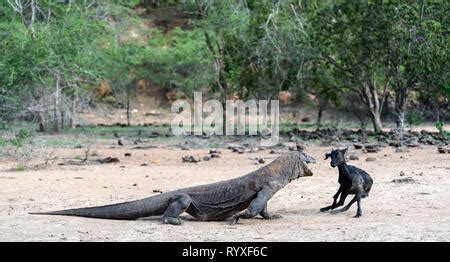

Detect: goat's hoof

[354,214,362,218]
[320,208,329,212]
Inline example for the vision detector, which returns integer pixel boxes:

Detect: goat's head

[324,148,347,168]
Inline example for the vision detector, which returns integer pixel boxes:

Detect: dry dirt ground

[0,143,449,242]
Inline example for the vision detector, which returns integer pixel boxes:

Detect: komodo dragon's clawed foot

[163,217,184,225]
[227,217,239,225]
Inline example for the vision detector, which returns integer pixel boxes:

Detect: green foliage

[144,27,214,97]
[406,111,423,128]
[9,128,34,148]
[0,0,448,131]
[435,121,445,134]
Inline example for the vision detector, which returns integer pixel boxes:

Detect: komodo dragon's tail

[29,193,172,220]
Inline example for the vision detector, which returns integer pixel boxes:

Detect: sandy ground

[0,144,449,242]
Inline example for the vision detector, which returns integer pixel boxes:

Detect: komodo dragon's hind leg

[163,193,192,225]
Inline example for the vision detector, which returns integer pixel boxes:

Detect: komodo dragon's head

[273,151,314,183]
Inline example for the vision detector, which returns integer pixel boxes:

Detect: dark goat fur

[320,148,373,217]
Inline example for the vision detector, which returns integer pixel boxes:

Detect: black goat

[320,148,373,217]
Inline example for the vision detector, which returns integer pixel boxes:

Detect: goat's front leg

[331,192,359,215]
[320,186,342,212]
[260,203,282,220]
[229,185,277,225]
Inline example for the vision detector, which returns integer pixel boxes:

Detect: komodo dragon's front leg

[228,183,281,225]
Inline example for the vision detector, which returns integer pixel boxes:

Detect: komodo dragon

[30,152,314,225]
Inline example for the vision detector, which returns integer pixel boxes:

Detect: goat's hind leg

[331,193,357,214]
[354,194,363,218]
[163,193,192,225]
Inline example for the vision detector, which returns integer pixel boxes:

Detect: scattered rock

[132,183,137,187]
[295,141,306,151]
[97,157,120,164]
[377,135,387,142]
[182,155,201,163]
[395,147,409,153]
[202,156,211,161]
[437,146,449,154]
[258,158,265,164]
[301,117,311,122]
[270,149,283,154]
[209,148,219,154]
[153,189,163,194]
[364,144,379,153]
[349,154,359,161]
[365,157,376,162]
[124,153,131,157]
[388,141,402,147]
[392,177,416,183]
[140,163,148,166]
[405,137,420,148]
[353,143,364,150]
[399,171,405,176]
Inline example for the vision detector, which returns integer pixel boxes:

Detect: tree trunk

[71,84,78,128]
[316,98,328,129]
[394,88,407,132]
[369,111,383,133]
[363,83,383,133]
[316,106,323,129]
[37,89,46,132]
[54,73,61,133]
[126,83,131,126]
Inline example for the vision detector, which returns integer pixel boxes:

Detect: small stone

[365,157,376,162]
[365,145,379,153]
[124,153,131,157]
[209,148,219,154]
[353,143,364,149]
[301,117,311,122]
[437,147,448,154]
[349,154,359,161]
[258,158,265,164]
[392,177,416,183]
[395,147,408,153]
[399,171,405,176]
[202,156,211,161]
[182,155,201,163]
[132,183,137,187]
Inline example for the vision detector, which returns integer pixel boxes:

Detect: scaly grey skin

[320,148,373,218]
[30,152,314,225]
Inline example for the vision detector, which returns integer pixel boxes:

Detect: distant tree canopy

[0,0,448,132]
